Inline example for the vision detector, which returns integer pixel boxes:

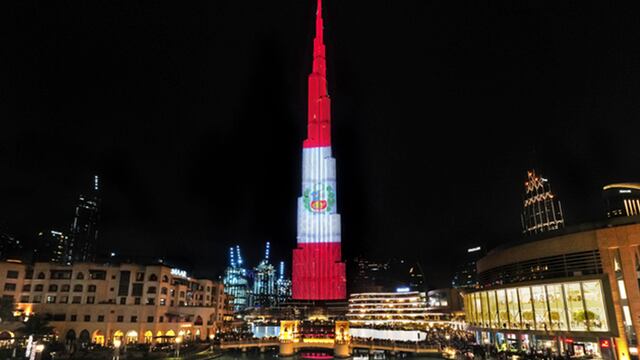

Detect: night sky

[3,1,640,287]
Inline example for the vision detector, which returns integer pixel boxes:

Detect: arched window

[37,272,45,279]
[76,272,85,280]
[34,284,44,292]
[79,330,91,345]
[161,287,168,295]
[66,330,76,342]
[147,286,157,294]
[48,284,58,292]
[162,275,169,283]
[61,284,70,292]
[88,285,97,292]
[73,284,83,292]
[194,316,203,325]
[149,274,158,282]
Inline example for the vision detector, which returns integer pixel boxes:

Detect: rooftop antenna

[265,242,271,262]
[236,245,243,266]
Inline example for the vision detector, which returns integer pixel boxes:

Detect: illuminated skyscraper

[276,261,292,304]
[37,230,71,264]
[252,242,277,307]
[602,183,640,218]
[521,170,565,235]
[223,246,249,312]
[70,175,101,263]
[451,246,484,290]
[291,0,346,300]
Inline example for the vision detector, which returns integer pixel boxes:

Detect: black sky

[2,1,640,287]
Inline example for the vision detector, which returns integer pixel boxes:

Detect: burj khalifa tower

[292,0,347,300]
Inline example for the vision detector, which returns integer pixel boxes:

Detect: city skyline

[3,1,640,287]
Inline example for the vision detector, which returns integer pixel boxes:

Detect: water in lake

[215,351,442,360]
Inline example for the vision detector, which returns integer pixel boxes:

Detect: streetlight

[35,344,45,360]
[113,339,122,360]
[208,334,215,352]
[175,336,183,357]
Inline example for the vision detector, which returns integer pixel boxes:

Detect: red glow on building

[303,0,331,150]
[292,0,347,300]
[293,243,346,299]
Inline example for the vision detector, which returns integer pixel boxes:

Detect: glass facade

[465,279,610,333]
[506,288,521,329]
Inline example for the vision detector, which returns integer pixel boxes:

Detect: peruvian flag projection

[292,0,347,300]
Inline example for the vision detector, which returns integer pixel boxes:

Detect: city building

[252,242,277,308]
[223,246,249,312]
[451,246,485,290]
[347,291,429,328]
[521,170,565,235]
[349,257,426,293]
[463,218,640,360]
[427,288,463,312]
[603,184,640,218]
[347,290,459,341]
[0,260,229,345]
[37,230,72,264]
[0,229,23,261]
[69,176,101,263]
[276,261,292,305]
[292,0,347,301]
[349,257,390,293]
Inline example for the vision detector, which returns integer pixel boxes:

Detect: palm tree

[17,315,54,339]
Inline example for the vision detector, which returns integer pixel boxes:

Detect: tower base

[292,243,346,300]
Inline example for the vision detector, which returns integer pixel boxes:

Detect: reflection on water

[215,352,442,360]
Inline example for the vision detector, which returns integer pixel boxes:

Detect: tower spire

[316,0,323,44]
[304,0,331,148]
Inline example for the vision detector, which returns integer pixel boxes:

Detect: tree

[0,296,15,323]
[17,315,54,339]
[574,310,597,323]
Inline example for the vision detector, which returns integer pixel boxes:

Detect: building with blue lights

[223,246,249,312]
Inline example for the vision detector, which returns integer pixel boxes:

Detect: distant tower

[252,242,277,307]
[276,261,292,304]
[521,170,565,235]
[37,230,71,264]
[70,175,101,263]
[451,246,484,290]
[292,0,347,300]
[223,245,249,312]
[602,183,640,218]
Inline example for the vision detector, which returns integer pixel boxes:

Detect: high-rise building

[521,170,565,235]
[252,242,277,307]
[37,230,72,264]
[602,183,640,218]
[349,257,390,293]
[223,246,249,312]
[276,261,292,304]
[0,229,23,260]
[292,0,347,300]
[349,257,425,293]
[451,245,484,290]
[70,175,101,263]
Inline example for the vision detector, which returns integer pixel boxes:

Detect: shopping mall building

[0,261,230,345]
[463,218,640,360]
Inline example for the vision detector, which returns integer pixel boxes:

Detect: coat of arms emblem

[303,184,336,213]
